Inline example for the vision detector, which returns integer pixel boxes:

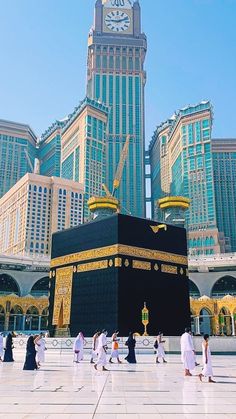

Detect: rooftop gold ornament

[88,135,130,217]
[150,224,167,234]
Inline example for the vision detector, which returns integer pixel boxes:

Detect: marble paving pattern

[1,351,236,418]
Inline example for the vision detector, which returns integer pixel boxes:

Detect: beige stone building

[0,173,84,256]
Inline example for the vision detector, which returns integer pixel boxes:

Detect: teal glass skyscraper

[0,119,37,198]
[60,97,108,220]
[87,0,146,217]
[212,139,236,252]
[38,120,66,177]
[149,102,222,255]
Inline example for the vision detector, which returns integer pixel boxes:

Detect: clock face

[105,10,131,32]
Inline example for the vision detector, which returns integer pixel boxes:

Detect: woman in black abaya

[125,332,137,364]
[3,332,14,362]
[23,335,38,370]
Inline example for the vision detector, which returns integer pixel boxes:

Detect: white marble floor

[1,351,236,419]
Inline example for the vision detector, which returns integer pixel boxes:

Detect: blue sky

[0,0,235,144]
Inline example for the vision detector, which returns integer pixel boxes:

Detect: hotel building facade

[149,101,222,255]
[0,173,84,256]
[0,119,37,198]
[212,138,236,252]
[61,97,108,220]
[38,120,66,177]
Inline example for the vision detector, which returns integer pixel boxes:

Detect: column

[4,314,9,332]
[22,315,26,331]
[196,316,200,335]
[226,316,231,336]
[213,315,220,336]
[231,315,235,336]
[38,316,42,331]
[13,316,17,331]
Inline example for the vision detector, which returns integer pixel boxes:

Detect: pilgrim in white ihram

[90,331,100,364]
[180,328,195,376]
[199,334,215,383]
[73,332,85,363]
[36,333,46,366]
[94,330,108,371]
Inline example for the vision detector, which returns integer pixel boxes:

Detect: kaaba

[48,213,191,337]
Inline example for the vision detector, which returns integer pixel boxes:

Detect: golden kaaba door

[52,266,73,327]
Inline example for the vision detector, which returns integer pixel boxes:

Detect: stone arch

[200,306,212,315]
[199,306,213,336]
[25,306,40,331]
[30,276,49,297]
[219,306,232,335]
[189,280,201,299]
[0,273,20,296]
[41,307,49,330]
[219,306,230,316]
[9,304,23,331]
[211,275,236,298]
[26,306,39,315]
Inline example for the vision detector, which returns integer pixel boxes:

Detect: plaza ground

[1,351,236,418]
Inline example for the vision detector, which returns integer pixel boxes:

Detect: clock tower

[87,0,147,217]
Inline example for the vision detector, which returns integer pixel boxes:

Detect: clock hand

[107,17,129,23]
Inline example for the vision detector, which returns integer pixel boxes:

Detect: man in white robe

[36,333,46,366]
[0,333,4,361]
[94,330,108,371]
[180,328,196,376]
[73,332,85,363]
[199,334,215,383]
[90,331,100,364]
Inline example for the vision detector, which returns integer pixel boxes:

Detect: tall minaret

[87,0,147,218]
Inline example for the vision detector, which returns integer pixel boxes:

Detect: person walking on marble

[73,332,85,363]
[0,333,4,362]
[199,334,215,383]
[23,335,39,370]
[109,331,122,364]
[36,333,47,367]
[3,331,15,363]
[90,330,100,364]
[94,329,109,371]
[125,332,137,364]
[180,328,196,376]
[155,332,167,364]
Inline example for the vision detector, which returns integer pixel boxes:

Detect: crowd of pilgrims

[0,332,46,370]
[0,328,215,382]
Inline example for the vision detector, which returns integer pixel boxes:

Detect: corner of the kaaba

[48,215,120,337]
[48,213,191,337]
[116,214,191,336]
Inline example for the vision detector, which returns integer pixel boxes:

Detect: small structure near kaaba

[48,213,191,337]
